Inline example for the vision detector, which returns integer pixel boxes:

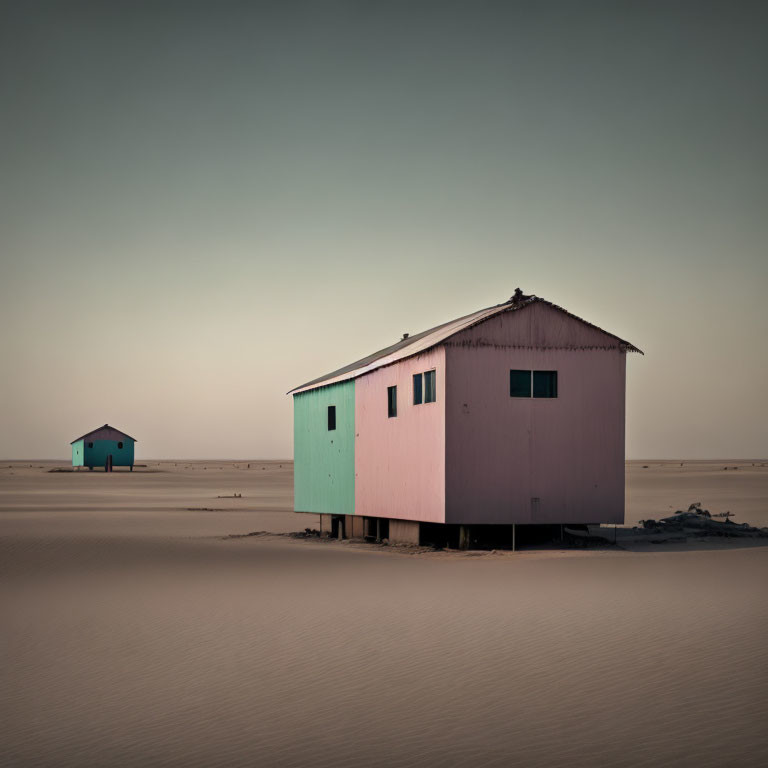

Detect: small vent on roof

[402,333,409,340]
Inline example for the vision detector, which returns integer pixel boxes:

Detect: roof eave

[288,296,643,394]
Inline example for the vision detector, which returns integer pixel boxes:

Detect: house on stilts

[288,290,641,549]
[71,424,137,471]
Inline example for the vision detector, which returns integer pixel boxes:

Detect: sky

[1,0,766,459]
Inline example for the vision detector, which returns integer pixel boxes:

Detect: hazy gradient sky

[1,0,766,459]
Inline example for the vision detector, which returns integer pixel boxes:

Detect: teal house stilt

[71,424,137,471]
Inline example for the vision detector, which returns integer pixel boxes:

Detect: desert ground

[1,460,767,767]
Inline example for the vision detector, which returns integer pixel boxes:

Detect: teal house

[71,424,136,471]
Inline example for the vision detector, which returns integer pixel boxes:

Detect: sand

[626,459,768,528]
[2,460,767,767]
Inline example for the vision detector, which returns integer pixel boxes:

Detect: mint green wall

[293,381,355,515]
[83,439,135,468]
[71,439,84,466]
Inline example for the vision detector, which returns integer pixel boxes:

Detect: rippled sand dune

[1,461,767,767]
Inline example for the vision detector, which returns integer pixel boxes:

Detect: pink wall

[355,347,445,523]
[445,304,626,525]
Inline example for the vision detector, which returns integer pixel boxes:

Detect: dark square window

[533,371,557,398]
[388,386,397,417]
[510,370,531,398]
[424,370,436,403]
[117,442,123,449]
[387,387,397,419]
[88,441,93,448]
[328,405,336,430]
[413,373,423,405]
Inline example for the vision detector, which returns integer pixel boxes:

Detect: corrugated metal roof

[70,424,138,444]
[288,294,642,395]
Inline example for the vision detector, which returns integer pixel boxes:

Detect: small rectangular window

[413,373,423,405]
[328,405,336,430]
[388,386,397,417]
[533,371,557,398]
[117,442,123,449]
[424,370,436,403]
[510,370,531,398]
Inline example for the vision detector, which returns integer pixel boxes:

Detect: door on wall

[106,454,113,472]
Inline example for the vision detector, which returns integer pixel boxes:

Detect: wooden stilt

[512,524,516,552]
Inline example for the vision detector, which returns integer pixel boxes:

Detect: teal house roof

[70,424,137,445]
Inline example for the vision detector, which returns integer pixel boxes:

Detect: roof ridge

[288,295,641,395]
[70,425,138,444]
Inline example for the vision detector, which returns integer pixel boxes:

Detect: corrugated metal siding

[446,301,625,351]
[445,345,625,525]
[354,348,446,523]
[71,439,84,467]
[293,381,355,515]
[83,440,135,468]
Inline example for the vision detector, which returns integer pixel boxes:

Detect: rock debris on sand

[584,503,768,545]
